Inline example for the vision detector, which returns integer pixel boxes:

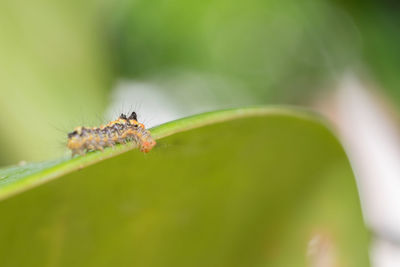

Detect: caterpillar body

[67,112,156,156]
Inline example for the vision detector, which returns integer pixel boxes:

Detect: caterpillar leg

[71,149,85,157]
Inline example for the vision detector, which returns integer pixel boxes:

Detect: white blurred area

[106,74,255,128]
[372,239,400,267]
[105,80,182,128]
[317,74,400,267]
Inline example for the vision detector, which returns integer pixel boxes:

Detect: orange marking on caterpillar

[67,112,156,156]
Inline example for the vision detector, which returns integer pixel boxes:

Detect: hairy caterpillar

[67,112,156,156]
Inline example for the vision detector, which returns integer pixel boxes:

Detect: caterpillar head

[140,138,156,153]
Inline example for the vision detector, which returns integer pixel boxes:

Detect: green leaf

[0,107,369,267]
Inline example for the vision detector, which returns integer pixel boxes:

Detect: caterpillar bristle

[67,112,156,156]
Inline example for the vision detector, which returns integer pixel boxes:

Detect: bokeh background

[0,0,399,266]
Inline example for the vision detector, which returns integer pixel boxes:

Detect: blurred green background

[0,0,399,165]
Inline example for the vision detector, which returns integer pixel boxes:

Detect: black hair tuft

[67,130,78,138]
[119,113,128,120]
[128,112,137,121]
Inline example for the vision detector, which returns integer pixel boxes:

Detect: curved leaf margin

[0,106,328,201]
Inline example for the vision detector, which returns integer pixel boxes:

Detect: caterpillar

[67,112,156,156]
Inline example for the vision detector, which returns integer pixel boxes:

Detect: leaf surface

[0,107,370,267]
